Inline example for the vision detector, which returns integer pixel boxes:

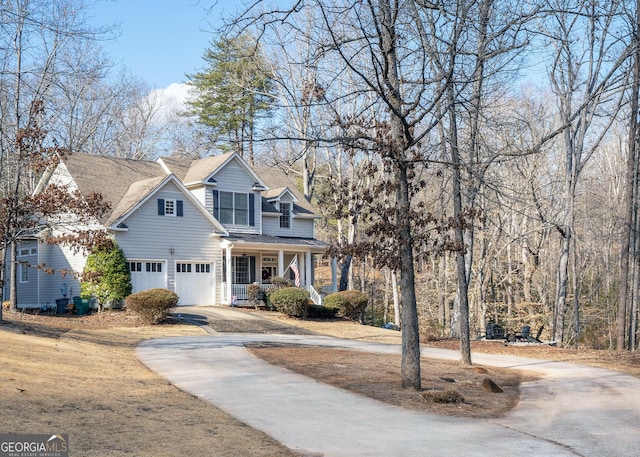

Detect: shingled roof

[62,153,164,224]
[252,165,316,215]
[58,152,318,225]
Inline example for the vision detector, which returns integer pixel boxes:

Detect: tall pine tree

[185,33,275,163]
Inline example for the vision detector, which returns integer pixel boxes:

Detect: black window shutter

[249,256,256,283]
[249,193,255,226]
[157,199,165,215]
[177,200,183,217]
[212,190,219,219]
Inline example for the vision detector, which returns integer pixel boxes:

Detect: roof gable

[109,174,227,234]
[159,152,268,190]
[251,165,317,215]
[264,187,298,203]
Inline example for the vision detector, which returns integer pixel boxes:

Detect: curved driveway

[137,313,640,457]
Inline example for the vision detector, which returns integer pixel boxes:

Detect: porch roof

[223,233,329,254]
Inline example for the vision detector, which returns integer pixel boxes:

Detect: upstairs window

[279,202,292,228]
[165,199,175,216]
[213,191,255,226]
[157,199,183,217]
[219,192,234,224]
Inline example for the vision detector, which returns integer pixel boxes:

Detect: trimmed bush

[270,276,291,289]
[324,290,369,323]
[125,288,178,324]
[269,287,310,318]
[307,304,339,319]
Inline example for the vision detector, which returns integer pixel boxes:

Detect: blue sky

[89,0,236,88]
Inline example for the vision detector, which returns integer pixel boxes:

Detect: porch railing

[229,283,279,301]
[307,284,322,306]
[224,282,323,305]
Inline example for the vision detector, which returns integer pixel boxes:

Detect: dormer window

[213,190,255,226]
[279,202,292,228]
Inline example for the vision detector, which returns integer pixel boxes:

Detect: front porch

[221,234,333,306]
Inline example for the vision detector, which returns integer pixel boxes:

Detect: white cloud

[147,83,193,123]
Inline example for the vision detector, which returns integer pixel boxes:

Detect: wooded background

[1,0,639,352]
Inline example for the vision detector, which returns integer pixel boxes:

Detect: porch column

[278,249,284,276]
[332,257,338,292]
[304,251,312,287]
[225,244,233,305]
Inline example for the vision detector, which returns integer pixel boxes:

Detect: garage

[175,262,215,305]
[128,261,166,293]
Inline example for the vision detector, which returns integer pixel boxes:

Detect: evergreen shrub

[81,243,132,311]
[324,290,369,323]
[269,287,310,318]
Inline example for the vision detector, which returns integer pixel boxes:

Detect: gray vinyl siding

[14,241,39,306]
[39,241,84,305]
[6,239,84,308]
[211,159,261,234]
[261,193,315,238]
[189,185,207,206]
[262,215,315,238]
[114,181,223,302]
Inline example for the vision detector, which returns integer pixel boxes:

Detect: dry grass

[2,307,639,456]
[0,311,299,457]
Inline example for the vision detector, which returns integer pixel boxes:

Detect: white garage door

[129,261,166,293]
[175,262,215,305]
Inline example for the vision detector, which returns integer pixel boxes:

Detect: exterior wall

[5,239,85,309]
[114,181,223,303]
[262,214,315,238]
[189,185,207,206]
[38,242,85,305]
[211,159,262,235]
[13,241,39,306]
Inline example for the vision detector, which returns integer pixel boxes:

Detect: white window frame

[279,202,292,229]
[164,199,177,216]
[234,256,250,284]
[219,191,249,226]
[19,264,29,283]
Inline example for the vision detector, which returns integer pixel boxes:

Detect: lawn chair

[527,325,544,343]
[506,325,544,343]
[485,322,505,340]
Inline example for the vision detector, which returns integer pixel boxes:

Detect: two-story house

[5,152,329,308]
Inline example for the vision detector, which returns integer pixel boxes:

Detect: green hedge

[324,290,369,323]
[125,288,178,324]
[269,287,310,318]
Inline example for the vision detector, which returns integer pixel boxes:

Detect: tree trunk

[448,86,471,365]
[617,0,640,350]
[554,228,571,344]
[438,255,447,337]
[392,269,400,329]
[376,0,421,389]
[9,241,17,312]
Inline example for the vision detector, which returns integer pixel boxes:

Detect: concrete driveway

[137,310,640,456]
